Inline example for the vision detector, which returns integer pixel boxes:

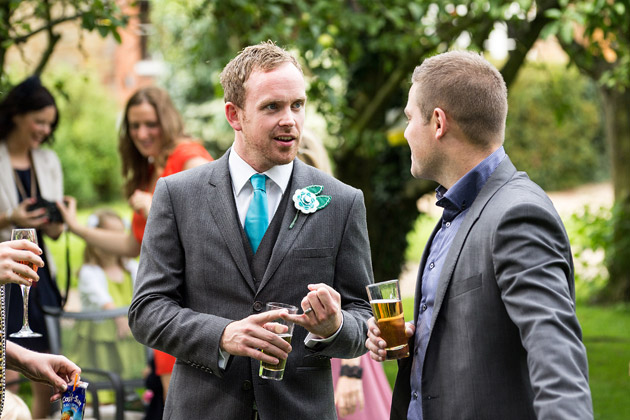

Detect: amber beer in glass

[259,302,298,380]
[366,280,409,360]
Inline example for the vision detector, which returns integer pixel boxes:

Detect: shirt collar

[228,147,293,196]
[435,146,506,222]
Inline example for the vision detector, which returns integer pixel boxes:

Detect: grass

[577,304,630,419]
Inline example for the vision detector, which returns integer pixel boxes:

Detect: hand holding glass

[10,228,43,338]
[259,302,298,381]
[366,279,409,360]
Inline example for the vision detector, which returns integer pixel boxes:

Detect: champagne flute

[9,228,43,338]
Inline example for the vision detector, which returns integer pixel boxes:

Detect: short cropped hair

[220,41,302,108]
[412,51,507,146]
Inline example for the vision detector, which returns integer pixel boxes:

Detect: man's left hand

[282,283,342,338]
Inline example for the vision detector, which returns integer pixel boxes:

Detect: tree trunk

[599,86,630,301]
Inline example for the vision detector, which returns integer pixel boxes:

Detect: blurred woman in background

[0,76,65,418]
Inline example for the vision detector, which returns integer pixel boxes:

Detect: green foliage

[506,62,607,190]
[0,0,128,89]
[566,200,630,302]
[545,0,630,90]
[45,68,124,206]
[565,205,611,302]
[147,0,593,284]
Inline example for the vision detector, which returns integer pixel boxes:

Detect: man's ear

[433,107,448,140]
[225,102,242,131]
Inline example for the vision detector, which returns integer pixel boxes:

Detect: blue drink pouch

[60,382,88,420]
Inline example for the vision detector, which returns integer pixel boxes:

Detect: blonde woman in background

[297,131,392,420]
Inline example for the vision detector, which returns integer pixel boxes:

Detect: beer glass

[10,228,43,338]
[259,302,298,380]
[366,279,409,360]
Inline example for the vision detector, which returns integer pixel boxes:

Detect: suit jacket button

[253,301,263,312]
[242,380,253,391]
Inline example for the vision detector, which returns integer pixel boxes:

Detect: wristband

[339,365,363,379]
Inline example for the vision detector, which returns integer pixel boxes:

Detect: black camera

[27,198,64,223]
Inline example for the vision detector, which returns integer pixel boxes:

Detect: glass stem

[22,286,31,329]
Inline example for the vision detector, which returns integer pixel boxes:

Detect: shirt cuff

[218,348,230,370]
[304,316,344,348]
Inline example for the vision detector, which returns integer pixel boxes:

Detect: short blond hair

[219,41,302,108]
[412,50,507,146]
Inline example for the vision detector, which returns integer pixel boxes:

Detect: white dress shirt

[228,147,293,227]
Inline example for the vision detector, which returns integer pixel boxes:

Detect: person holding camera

[0,76,65,418]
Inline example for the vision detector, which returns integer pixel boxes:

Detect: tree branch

[501,0,560,87]
[33,0,60,75]
[11,13,83,45]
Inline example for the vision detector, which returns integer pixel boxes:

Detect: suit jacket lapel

[205,151,256,292]
[257,159,308,292]
[429,157,517,331]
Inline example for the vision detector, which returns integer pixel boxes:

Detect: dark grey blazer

[391,157,593,420]
[129,152,373,420]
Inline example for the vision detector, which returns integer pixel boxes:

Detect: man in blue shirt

[366,51,593,419]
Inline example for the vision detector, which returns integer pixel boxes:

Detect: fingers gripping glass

[10,229,43,338]
[366,279,409,360]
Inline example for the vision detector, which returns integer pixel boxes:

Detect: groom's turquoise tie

[244,174,269,253]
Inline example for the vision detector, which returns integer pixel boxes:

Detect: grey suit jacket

[129,152,373,420]
[391,157,593,420]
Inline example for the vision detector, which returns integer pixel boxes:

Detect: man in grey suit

[129,42,373,420]
[366,51,593,419]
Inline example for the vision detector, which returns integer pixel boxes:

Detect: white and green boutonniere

[289,185,331,229]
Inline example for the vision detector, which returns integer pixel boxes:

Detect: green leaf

[559,20,574,44]
[97,25,109,37]
[613,2,626,15]
[539,22,557,40]
[544,8,563,19]
[111,28,122,43]
[305,185,324,195]
[316,195,331,209]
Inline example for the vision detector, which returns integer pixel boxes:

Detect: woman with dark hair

[58,86,212,417]
[0,76,65,418]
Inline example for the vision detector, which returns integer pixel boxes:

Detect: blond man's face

[231,62,306,172]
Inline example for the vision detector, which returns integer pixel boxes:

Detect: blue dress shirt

[407,146,506,420]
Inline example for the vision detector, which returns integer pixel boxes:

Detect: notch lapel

[205,152,256,292]
[429,157,517,331]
